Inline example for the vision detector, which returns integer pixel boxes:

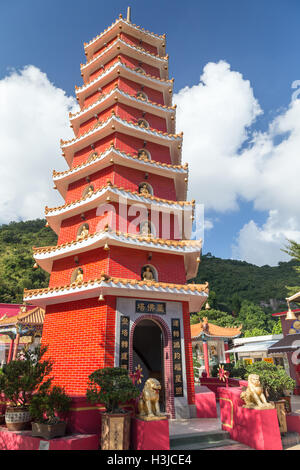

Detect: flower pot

[31,421,67,440]
[5,406,31,431]
[101,412,131,450]
[274,400,287,434]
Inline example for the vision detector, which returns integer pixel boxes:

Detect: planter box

[5,407,31,431]
[101,412,130,450]
[32,422,67,440]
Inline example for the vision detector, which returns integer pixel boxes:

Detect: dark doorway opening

[132,319,165,411]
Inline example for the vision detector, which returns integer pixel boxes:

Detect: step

[170,430,230,449]
[282,432,300,449]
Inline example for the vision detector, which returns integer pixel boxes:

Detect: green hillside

[195,253,300,313]
[0,219,57,303]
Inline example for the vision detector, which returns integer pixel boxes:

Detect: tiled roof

[33,228,202,255]
[45,180,194,215]
[191,321,242,339]
[60,113,182,147]
[82,37,167,70]
[24,276,209,300]
[0,306,45,327]
[84,17,164,50]
[70,86,176,119]
[53,145,187,180]
[75,58,173,94]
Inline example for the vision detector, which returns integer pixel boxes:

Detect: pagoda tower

[24,11,209,425]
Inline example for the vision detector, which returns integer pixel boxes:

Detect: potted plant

[0,345,53,431]
[86,367,140,450]
[30,386,71,439]
[245,361,295,433]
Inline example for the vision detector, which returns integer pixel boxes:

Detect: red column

[7,338,14,363]
[224,341,230,364]
[203,340,210,377]
[12,333,20,361]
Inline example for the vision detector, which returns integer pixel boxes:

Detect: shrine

[191,318,242,377]
[23,12,209,429]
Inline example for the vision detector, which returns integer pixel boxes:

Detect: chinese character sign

[135,301,166,314]
[119,316,130,370]
[171,319,184,397]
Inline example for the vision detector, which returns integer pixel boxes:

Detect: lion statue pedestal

[138,378,167,421]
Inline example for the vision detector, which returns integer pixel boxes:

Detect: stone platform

[0,427,99,450]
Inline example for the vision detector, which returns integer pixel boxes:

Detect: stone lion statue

[240,374,274,410]
[138,378,166,419]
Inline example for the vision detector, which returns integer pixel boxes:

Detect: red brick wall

[115,132,171,164]
[49,247,108,287]
[65,164,176,204]
[92,33,158,59]
[41,296,116,396]
[78,102,167,137]
[119,77,164,105]
[49,244,186,288]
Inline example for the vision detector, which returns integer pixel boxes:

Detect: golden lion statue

[138,378,166,420]
[240,374,274,410]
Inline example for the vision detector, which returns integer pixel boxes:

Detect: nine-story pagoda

[24,10,209,427]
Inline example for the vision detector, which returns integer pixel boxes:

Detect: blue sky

[1,0,300,265]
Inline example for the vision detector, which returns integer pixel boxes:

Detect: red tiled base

[131,417,170,450]
[287,413,300,434]
[195,386,217,418]
[0,427,99,450]
[219,387,282,450]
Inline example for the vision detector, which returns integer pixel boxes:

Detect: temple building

[191,318,242,377]
[0,304,44,364]
[23,12,209,425]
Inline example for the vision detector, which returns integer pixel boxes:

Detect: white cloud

[175,61,300,265]
[0,66,78,222]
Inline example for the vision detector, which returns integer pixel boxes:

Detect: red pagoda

[24,11,209,427]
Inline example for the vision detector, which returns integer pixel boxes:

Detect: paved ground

[169,418,221,436]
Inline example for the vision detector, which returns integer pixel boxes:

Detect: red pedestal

[0,427,99,450]
[195,386,217,418]
[218,387,282,450]
[287,413,300,434]
[131,417,170,450]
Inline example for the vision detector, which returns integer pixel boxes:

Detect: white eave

[75,60,173,108]
[61,115,182,167]
[34,231,202,278]
[70,88,175,135]
[45,185,194,235]
[53,148,187,201]
[23,279,208,312]
[81,38,168,83]
[84,18,165,61]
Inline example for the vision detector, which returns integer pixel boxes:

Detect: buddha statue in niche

[140,221,152,237]
[142,266,154,281]
[138,149,150,161]
[74,268,84,284]
[139,183,151,197]
[77,224,89,241]
[86,185,94,197]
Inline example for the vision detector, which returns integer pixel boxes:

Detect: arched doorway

[132,319,165,411]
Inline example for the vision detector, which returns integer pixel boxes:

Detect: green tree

[243,327,269,338]
[192,309,240,328]
[237,301,268,332]
[272,319,283,335]
[283,239,300,297]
